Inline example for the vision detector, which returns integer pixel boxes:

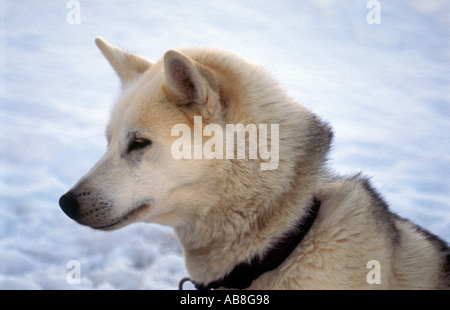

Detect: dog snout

[59,191,80,221]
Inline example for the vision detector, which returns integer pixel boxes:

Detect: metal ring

[178,277,192,290]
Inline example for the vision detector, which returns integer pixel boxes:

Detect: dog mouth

[95,203,153,230]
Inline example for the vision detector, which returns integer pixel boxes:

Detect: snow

[1,0,449,289]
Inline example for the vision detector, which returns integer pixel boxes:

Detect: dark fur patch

[360,175,450,287]
[409,220,450,287]
[359,175,401,247]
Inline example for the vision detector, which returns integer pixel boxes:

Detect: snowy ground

[1,1,449,289]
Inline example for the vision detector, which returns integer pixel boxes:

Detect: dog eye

[128,138,152,153]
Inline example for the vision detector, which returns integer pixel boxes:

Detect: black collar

[179,197,321,290]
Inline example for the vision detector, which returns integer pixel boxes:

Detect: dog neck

[179,196,321,290]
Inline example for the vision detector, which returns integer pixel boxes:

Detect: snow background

[1,0,449,289]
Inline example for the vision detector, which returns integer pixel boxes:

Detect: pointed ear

[163,50,208,105]
[94,37,153,86]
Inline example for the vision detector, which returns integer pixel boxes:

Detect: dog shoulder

[318,174,450,288]
[318,174,393,224]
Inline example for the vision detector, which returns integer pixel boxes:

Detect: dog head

[59,38,332,232]
[59,38,229,230]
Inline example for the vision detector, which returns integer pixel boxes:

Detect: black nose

[59,192,80,221]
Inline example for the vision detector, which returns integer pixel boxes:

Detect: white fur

[60,38,449,289]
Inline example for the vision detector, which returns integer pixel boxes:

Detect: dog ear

[163,50,208,107]
[94,37,153,87]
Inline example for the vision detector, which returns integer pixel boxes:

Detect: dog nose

[59,192,80,221]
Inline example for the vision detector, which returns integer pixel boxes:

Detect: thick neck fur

[173,48,333,286]
[173,108,332,285]
[174,160,327,286]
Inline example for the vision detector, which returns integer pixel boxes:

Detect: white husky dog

[60,38,450,289]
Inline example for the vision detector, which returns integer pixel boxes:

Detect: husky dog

[59,38,449,289]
